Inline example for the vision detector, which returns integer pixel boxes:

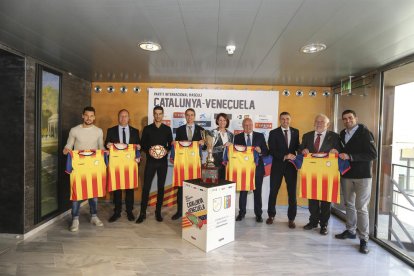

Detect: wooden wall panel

[92,82,333,207]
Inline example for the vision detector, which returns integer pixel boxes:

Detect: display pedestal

[182,179,236,252]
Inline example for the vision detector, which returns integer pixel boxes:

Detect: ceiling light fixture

[300,43,327,54]
[226,45,236,55]
[139,41,161,52]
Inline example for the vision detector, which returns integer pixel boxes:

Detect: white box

[182,179,236,252]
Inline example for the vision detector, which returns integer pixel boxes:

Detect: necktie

[314,133,322,152]
[122,127,126,144]
[284,130,289,147]
[187,125,193,141]
[246,134,252,146]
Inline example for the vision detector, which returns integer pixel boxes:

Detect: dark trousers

[113,189,134,214]
[176,187,183,215]
[238,170,264,217]
[308,199,331,226]
[268,162,297,220]
[140,161,168,216]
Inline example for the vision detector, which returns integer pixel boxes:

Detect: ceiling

[1,0,414,86]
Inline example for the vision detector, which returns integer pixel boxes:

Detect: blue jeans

[72,198,98,219]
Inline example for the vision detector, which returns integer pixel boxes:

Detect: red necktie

[284,130,289,147]
[314,133,322,152]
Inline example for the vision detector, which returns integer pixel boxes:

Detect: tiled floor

[0,204,413,276]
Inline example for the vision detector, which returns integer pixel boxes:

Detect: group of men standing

[63,105,376,255]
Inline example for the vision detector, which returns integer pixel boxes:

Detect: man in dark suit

[299,114,341,235]
[267,112,300,228]
[234,117,269,223]
[105,109,141,222]
[335,110,377,254]
[172,108,205,220]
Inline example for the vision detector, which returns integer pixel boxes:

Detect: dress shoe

[256,216,263,223]
[303,222,318,230]
[320,225,328,235]
[108,213,121,223]
[126,212,135,221]
[171,212,182,220]
[156,213,163,222]
[135,214,146,224]
[359,239,369,254]
[235,214,245,221]
[266,217,274,225]
[335,230,357,239]
[288,220,296,229]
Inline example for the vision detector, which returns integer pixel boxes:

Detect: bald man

[299,114,341,235]
[233,118,269,222]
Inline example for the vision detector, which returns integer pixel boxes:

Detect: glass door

[377,64,414,263]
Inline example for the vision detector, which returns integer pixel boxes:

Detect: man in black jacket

[172,108,205,220]
[267,112,300,228]
[300,114,341,235]
[105,109,141,222]
[234,117,269,223]
[136,106,173,223]
[335,110,377,254]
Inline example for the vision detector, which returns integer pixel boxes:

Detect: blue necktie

[247,134,252,146]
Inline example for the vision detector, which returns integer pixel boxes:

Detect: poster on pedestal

[182,179,236,252]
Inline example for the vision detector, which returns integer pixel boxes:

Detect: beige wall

[91,82,333,206]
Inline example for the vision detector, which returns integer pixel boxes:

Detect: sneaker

[69,219,79,232]
[359,239,369,254]
[90,216,104,226]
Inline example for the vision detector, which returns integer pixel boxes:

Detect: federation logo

[326,161,331,167]
[94,160,100,166]
[224,195,231,209]
[190,151,195,156]
[213,197,222,212]
[126,154,131,159]
[244,156,249,161]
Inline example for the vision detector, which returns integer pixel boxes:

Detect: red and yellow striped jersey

[65,150,108,201]
[290,153,350,203]
[107,144,140,192]
[170,141,202,187]
[223,145,258,191]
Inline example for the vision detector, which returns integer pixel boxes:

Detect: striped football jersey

[107,144,140,192]
[223,145,259,191]
[65,150,108,201]
[170,141,202,187]
[290,153,350,203]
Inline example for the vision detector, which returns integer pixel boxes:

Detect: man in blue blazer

[105,109,141,222]
[171,108,205,220]
[234,118,269,222]
[267,112,300,228]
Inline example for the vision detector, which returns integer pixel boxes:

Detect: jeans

[72,197,98,219]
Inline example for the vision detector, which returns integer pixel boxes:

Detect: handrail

[392,163,414,170]
[391,179,414,207]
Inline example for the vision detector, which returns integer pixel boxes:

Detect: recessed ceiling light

[139,42,161,52]
[300,43,327,54]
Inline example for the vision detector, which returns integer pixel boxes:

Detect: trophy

[201,130,219,184]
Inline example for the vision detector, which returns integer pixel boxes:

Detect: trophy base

[201,165,219,184]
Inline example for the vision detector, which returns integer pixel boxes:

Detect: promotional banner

[147,88,279,210]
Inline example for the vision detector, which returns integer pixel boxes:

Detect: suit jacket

[105,125,140,149]
[233,131,269,175]
[299,130,341,154]
[340,124,377,179]
[175,124,204,141]
[268,127,300,163]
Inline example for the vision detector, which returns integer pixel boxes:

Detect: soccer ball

[149,145,167,159]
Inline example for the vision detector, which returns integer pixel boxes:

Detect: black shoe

[108,213,121,223]
[156,214,163,222]
[303,222,318,230]
[135,214,146,224]
[359,240,369,254]
[236,214,245,221]
[320,225,328,235]
[171,212,181,220]
[335,230,357,240]
[126,212,135,221]
[256,216,263,223]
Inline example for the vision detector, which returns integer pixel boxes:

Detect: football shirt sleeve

[169,143,176,162]
[65,153,73,174]
[289,154,304,170]
[338,158,351,175]
[222,146,229,165]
